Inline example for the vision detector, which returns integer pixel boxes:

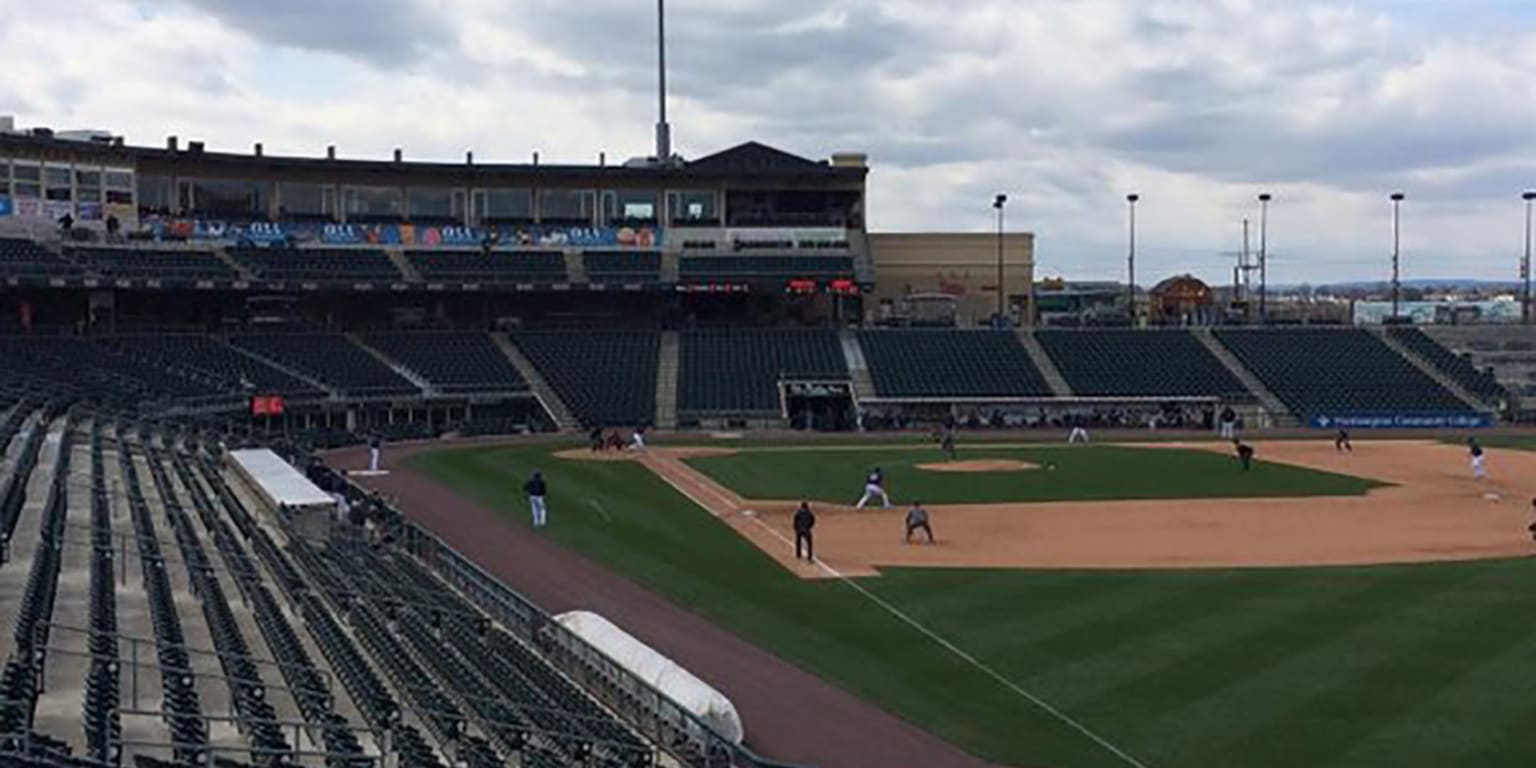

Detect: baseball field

[368,437,1536,768]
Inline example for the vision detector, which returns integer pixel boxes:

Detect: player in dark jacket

[525,471,548,528]
[1234,440,1255,471]
[1335,429,1352,453]
[793,502,816,561]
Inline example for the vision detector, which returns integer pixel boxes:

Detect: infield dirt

[557,440,1536,577]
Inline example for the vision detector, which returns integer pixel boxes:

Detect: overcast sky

[4,0,1535,284]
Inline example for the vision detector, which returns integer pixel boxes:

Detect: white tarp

[228,448,334,509]
[554,610,744,745]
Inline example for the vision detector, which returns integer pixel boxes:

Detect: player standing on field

[1335,429,1352,453]
[905,501,934,544]
[855,467,892,509]
[524,470,548,528]
[793,501,816,561]
[1234,440,1255,471]
[1468,437,1486,480]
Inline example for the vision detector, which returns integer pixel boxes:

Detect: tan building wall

[868,232,1035,326]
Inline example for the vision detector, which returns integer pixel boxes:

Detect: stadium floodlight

[1258,193,1272,324]
[1390,192,1405,319]
[993,194,1008,320]
[656,0,672,164]
[1523,191,1535,324]
[1126,193,1140,322]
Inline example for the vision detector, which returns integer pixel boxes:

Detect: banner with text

[1310,413,1493,430]
[137,217,661,249]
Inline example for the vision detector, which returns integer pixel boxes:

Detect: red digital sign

[251,395,286,416]
[829,279,859,295]
[786,278,818,294]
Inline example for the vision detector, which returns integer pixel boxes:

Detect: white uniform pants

[631,432,647,451]
[1472,455,1486,480]
[1219,422,1235,440]
[1068,427,1089,444]
[530,495,548,527]
[368,447,380,472]
[856,483,891,509]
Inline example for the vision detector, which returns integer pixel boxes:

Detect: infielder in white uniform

[855,467,892,509]
[630,425,647,451]
[1067,425,1090,444]
[1468,438,1486,480]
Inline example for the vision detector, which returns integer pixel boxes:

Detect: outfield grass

[684,444,1383,504]
[407,444,1536,768]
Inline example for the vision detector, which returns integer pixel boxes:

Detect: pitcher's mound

[916,459,1037,473]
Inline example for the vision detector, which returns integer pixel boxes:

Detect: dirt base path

[329,442,997,768]
[560,441,1536,575]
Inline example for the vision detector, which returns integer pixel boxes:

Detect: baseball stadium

[4,18,1536,768]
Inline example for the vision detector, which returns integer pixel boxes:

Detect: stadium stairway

[227,341,336,399]
[840,330,877,406]
[563,250,587,284]
[658,250,680,283]
[1016,331,1074,397]
[655,332,680,429]
[212,249,253,282]
[346,333,437,395]
[1373,329,1487,412]
[1194,328,1294,424]
[490,333,575,429]
[386,248,421,282]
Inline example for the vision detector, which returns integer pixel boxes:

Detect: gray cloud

[169,0,450,67]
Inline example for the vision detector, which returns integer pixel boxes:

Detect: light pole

[1258,193,1271,323]
[1523,191,1535,324]
[1126,193,1139,322]
[1390,192,1404,319]
[993,194,1007,322]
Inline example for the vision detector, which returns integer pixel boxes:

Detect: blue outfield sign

[0,195,11,216]
[1311,413,1493,429]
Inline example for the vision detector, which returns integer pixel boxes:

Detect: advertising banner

[14,198,41,218]
[136,217,661,249]
[1310,413,1493,429]
[43,201,74,221]
[0,195,10,216]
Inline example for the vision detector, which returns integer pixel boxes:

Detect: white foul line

[586,498,613,522]
[649,457,1149,768]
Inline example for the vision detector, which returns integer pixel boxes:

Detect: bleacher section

[108,335,325,399]
[1036,329,1248,398]
[1214,328,1471,419]
[859,330,1052,397]
[363,332,529,394]
[0,237,81,276]
[233,334,419,397]
[679,329,846,414]
[407,250,567,283]
[230,247,402,282]
[583,251,662,283]
[65,247,236,281]
[0,337,222,407]
[678,255,853,283]
[1388,327,1507,404]
[512,331,658,426]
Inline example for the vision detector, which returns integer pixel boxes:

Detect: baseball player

[524,470,548,528]
[904,501,934,544]
[1335,429,1352,453]
[855,467,892,509]
[1468,437,1486,480]
[793,501,816,561]
[1527,498,1536,543]
[1067,416,1090,444]
[1234,439,1255,472]
[367,436,382,472]
[1219,406,1237,440]
[938,421,957,461]
[630,424,648,452]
